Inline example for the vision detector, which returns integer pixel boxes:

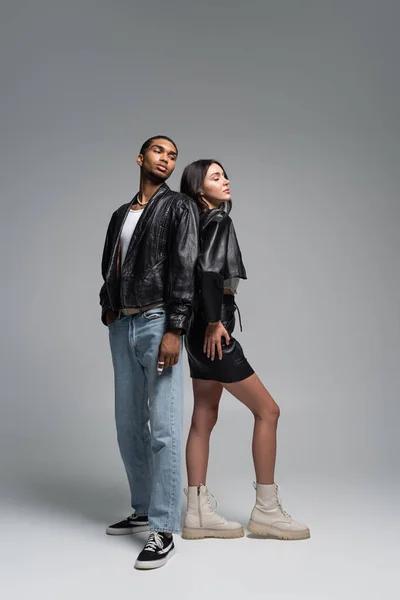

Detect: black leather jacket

[197,201,247,322]
[99,184,199,332]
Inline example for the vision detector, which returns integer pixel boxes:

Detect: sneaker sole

[247,520,310,540]
[106,525,149,535]
[181,526,244,540]
[134,547,176,570]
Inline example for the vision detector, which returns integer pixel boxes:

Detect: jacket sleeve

[198,213,230,323]
[166,200,199,334]
[99,212,116,325]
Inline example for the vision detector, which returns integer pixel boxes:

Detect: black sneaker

[134,532,176,570]
[106,512,149,535]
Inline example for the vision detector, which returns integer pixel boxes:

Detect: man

[99,135,199,570]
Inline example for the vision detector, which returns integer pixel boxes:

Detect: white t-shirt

[120,208,144,265]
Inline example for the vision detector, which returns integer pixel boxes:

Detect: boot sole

[182,526,244,540]
[247,520,310,540]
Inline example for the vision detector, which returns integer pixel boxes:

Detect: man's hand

[157,331,181,374]
[106,310,118,326]
[204,321,230,361]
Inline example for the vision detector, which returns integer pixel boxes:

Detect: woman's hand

[204,321,231,361]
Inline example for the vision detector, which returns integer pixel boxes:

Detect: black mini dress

[185,202,254,383]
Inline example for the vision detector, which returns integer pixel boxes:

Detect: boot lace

[184,486,225,521]
[275,484,292,519]
[206,488,219,511]
[253,481,292,519]
[183,486,219,510]
[143,532,163,552]
[205,488,227,524]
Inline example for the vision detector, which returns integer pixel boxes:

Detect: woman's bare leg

[223,373,280,484]
[183,378,244,539]
[186,379,223,486]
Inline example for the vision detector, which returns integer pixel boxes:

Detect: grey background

[1,1,399,598]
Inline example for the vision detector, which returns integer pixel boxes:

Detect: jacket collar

[218,200,232,214]
[130,182,170,209]
[200,199,232,227]
[121,183,170,268]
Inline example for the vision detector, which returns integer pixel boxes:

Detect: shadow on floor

[5,474,251,538]
[7,474,130,526]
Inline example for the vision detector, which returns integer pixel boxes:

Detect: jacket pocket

[141,256,168,282]
[137,257,168,300]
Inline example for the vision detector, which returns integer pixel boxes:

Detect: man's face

[137,139,178,182]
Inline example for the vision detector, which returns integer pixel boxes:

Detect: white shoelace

[253,482,292,519]
[206,489,219,511]
[144,532,164,553]
[207,490,227,523]
[275,484,292,519]
[184,486,219,511]
[184,486,225,522]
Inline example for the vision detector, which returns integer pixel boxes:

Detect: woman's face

[201,163,230,208]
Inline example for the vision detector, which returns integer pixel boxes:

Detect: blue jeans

[108,306,183,533]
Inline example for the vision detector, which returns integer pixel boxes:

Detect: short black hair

[139,135,178,156]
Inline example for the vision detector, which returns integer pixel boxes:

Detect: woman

[180,159,310,541]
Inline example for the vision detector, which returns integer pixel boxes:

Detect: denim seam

[140,316,181,533]
[141,378,152,515]
[126,315,151,516]
[168,348,183,533]
[166,372,177,532]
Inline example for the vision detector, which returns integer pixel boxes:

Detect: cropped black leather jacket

[197,201,247,322]
[99,183,199,333]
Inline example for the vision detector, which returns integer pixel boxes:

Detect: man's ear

[136,154,143,167]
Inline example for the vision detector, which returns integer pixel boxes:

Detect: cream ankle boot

[182,484,244,540]
[248,482,310,540]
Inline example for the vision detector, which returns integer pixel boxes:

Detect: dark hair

[139,135,178,156]
[180,159,227,212]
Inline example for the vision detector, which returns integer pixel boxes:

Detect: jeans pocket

[107,316,119,327]
[143,308,165,321]
[108,311,125,327]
